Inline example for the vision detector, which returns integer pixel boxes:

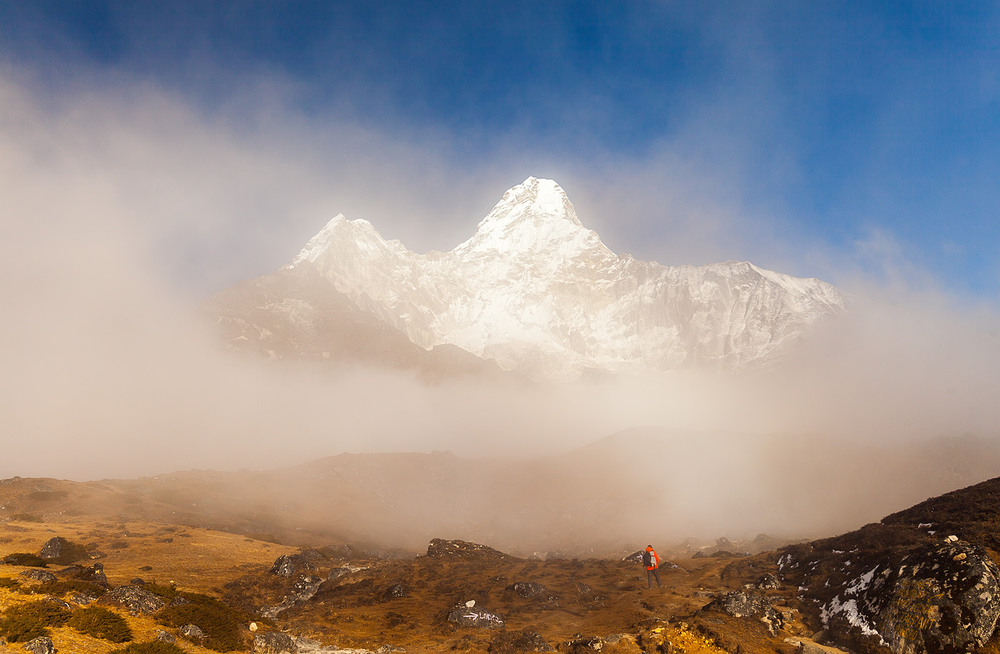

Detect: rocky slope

[213,177,846,379]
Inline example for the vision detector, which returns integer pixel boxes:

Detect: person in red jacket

[642,545,661,588]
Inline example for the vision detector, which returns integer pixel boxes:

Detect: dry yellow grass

[0,517,300,653]
[0,517,296,592]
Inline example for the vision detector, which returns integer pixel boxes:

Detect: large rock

[703,590,784,635]
[19,569,56,583]
[822,539,1000,654]
[270,550,323,577]
[22,636,55,654]
[253,631,298,653]
[38,538,65,560]
[447,603,506,628]
[426,538,507,560]
[99,584,166,615]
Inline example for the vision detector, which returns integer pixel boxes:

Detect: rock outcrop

[426,538,507,560]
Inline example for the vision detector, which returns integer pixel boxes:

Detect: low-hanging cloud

[2,70,999,546]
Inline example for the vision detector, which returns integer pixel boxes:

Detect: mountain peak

[453,177,604,258]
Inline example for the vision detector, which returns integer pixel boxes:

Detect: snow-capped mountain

[280,177,845,379]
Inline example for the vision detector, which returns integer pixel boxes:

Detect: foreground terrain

[1,475,1000,653]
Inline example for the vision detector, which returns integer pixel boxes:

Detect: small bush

[109,642,187,654]
[156,593,246,652]
[10,513,41,522]
[68,605,133,643]
[2,553,48,567]
[0,577,20,589]
[109,540,129,550]
[0,599,71,642]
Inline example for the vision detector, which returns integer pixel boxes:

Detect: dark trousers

[647,567,661,588]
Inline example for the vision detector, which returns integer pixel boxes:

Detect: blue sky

[2,1,999,301]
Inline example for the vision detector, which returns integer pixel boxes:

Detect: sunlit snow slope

[290,177,845,378]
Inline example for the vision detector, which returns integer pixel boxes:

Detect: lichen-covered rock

[22,636,55,654]
[703,590,784,635]
[99,584,166,614]
[253,631,298,653]
[19,569,56,583]
[180,623,205,639]
[270,550,324,577]
[447,603,506,628]
[38,538,65,560]
[822,539,1000,654]
[427,538,507,560]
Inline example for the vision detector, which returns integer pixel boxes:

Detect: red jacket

[645,547,659,570]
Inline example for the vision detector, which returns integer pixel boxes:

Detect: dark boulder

[821,539,1000,654]
[156,630,176,643]
[427,538,507,560]
[38,538,65,560]
[252,631,298,653]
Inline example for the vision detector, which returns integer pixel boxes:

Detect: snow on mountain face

[290,177,846,379]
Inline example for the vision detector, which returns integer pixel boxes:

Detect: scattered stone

[156,630,176,643]
[253,631,297,653]
[756,573,781,590]
[447,603,506,628]
[427,538,507,560]
[68,592,97,606]
[19,569,56,583]
[506,581,548,599]
[382,583,406,600]
[22,636,55,654]
[180,623,205,639]
[99,584,166,615]
[564,635,604,652]
[328,565,366,581]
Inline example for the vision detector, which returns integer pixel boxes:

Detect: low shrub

[68,605,133,643]
[109,642,186,654]
[0,599,71,642]
[2,553,48,567]
[156,593,246,652]
[0,577,20,589]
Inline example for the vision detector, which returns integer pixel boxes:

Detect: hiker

[642,544,661,588]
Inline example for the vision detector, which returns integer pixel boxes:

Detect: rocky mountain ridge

[217,177,846,379]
